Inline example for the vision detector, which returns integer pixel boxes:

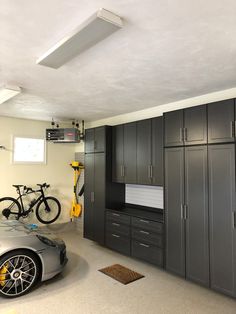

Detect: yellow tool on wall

[70,161,84,221]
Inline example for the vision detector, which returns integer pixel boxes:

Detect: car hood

[0,220,52,238]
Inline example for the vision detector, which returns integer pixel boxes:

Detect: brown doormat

[99,264,144,285]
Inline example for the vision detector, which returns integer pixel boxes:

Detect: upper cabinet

[85,126,106,153]
[164,105,207,147]
[137,117,163,185]
[208,99,235,144]
[112,117,163,186]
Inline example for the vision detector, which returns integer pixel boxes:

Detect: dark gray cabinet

[84,126,125,245]
[185,146,209,286]
[164,105,207,147]
[124,122,137,183]
[165,146,209,286]
[112,122,137,183]
[208,99,235,143]
[84,153,105,244]
[137,117,163,186]
[165,147,185,276]
[85,126,105,153]
[208,144,236,297]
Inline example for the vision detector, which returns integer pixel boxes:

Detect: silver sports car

[0,220,67,298]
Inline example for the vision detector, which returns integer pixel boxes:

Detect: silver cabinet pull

[139,219,149,223]
[180,128,183,142]
[148,165,151,178]
[231,121,235,138]
[139,243,150,248]
[150,165,153,179]
[140,230,150,235]
[181,204,184,220]
[232,212,235,229]
[91,192,95,203]
[112,213,120,217]
[112,222,120,227]
[184,128,188,141]
[184,204,188,220]
[94,140,97,150]
[112,234,120,238]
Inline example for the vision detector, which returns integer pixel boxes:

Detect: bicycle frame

[13,187,47,218]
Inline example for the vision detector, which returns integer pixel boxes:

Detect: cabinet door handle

[112,234,120,238]
[231,121,235,138]
[139,219,149,223]
[112,222,120,227]
[120,165,123,177]
[139,243,150,248]
[140,230,150,235]
[91,192,95,203]
[94,140,97,150]
[232,212,235,229]
[180,128,183,142]
[150,165,153,179]
[184,204,188,220]
[112,213,120,217]
[184,128,188,141]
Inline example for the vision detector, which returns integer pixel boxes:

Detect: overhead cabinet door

[184,105,207,145]
[165,147,185,276]
[208,144,236,297]
[164,110,184,147]
[185,146,209,286]
[85,129,95,153]
[124,122,137,183]
[152,117,163,186]
[137,119,152,185]
[94,127,105,153]
[208,99,235,144]
[112,125,124,183]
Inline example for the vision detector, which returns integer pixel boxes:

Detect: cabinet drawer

[131,240,163,267]
[131,217,163,234]
[106,232,130,256]
[131,228,163,247]
[107,211,130,225]
[106,220,130,237]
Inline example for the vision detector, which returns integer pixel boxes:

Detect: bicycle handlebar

[37,183,50,189]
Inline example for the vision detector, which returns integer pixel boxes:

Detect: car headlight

[36,235,57,247]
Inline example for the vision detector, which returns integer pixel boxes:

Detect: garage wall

[0,116,78,224]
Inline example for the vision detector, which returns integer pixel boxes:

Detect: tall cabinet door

[84,154,95,240]
[164,110,184,147]
[165,147,185,276]
[124,122,137,183]
[137,119,152,184]
[94,153,106,245]
[208,99,235,144]
[152,117,163,186]
[94,127,105,153]
[185,146,209,286]
[112,125,124,183]
[184,105,207,145]
[208,144,236,297]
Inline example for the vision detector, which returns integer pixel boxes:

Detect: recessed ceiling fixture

[0,85,21,104]
[36,8,123,69]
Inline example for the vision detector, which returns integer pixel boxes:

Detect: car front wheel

[0,249,40,298]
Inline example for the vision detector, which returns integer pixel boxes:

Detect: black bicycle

[0,183,61,224]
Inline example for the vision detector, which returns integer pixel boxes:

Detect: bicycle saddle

[12,184,24,188]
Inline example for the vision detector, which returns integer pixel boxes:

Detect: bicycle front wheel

[36,197,61,224]
[0,197,21,220]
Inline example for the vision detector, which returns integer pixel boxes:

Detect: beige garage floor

[0,228,236,314]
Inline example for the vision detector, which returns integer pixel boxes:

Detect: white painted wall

[0,116,77,224]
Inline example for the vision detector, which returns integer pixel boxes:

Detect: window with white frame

[13,136,46,164]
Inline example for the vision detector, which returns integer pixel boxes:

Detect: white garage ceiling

[1,0,236,122]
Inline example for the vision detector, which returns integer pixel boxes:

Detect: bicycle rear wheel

[35,196,61,224]
[0,197,21,220]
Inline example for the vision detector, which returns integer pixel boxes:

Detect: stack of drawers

[106,211,131,255]
[105,210,164,267]
[131,217,163,266]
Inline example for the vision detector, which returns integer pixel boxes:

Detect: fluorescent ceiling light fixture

[0,85,21,104]
[36,8,123,69]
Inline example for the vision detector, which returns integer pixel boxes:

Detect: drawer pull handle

[139,219,149,223]
[112,213,120,217]
[112,222,120,227]
[140,230,150,235]
[139,243,150,248]
[112,234,120,238]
